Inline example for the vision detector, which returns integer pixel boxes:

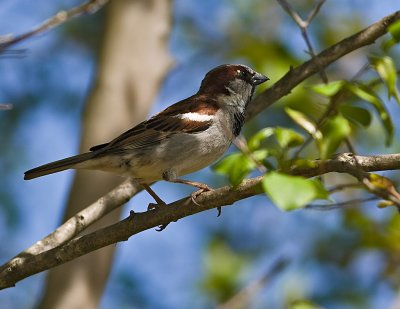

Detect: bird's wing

[90,96,220,154]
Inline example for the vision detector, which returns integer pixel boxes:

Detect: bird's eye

[236,69,246,78]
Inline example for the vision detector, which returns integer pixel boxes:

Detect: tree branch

[276,0,328,82]
[7,179,140,258]
[0,103,12,110]
[305,197,379,211]
[218,258,289,309]
[2,152,400,289]
[0,0,109,53]
[246,10,400,119]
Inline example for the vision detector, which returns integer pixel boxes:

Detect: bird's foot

[191,187,221,216]
[191,184,214,206]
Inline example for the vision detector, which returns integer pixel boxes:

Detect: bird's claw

[190,185,221,216]
[152,183,215,231]
[191,185,214,205]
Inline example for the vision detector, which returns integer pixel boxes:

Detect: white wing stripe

[175,112,214,122]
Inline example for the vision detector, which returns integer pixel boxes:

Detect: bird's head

[198,64,269,108]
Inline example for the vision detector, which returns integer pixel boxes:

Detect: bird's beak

[252,72,269,85]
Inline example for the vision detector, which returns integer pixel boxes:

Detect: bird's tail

[24,152,95,180]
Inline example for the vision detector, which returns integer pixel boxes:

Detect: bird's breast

[92,114,235,183]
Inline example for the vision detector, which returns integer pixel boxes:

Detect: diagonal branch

[293,153,400,207]
[246,10,400,119]
[292,62,371,159]
[305,197,379,211]
[16,179,140,257]
[1,152,400,289]
[0,0,109,53]
[305,0,327,24]
[276,0,329,82]
[218,258,289,309]
[0,103,13,110]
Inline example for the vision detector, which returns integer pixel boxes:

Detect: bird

[24,64,269,215]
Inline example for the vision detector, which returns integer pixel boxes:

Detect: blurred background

[0,0,400,308]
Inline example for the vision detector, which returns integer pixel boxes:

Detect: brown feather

[88,95,220,154]
[24,152,95,180]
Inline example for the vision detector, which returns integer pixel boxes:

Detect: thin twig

[218,258,289,309]
[247,11,400,119]
[292,62,371,159]
[328,182,363,193]
[0,0,109,53]
[234,135,267,174]
[276,0,328,82]
[276,0,305,27]
[0,49,27,58]
[345,138,358,157]
[0,103,13,110]
[294,152,400,208]
[306,0,327,24]
[305,196,379,211]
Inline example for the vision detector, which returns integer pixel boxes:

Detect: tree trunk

[37,0,173,308]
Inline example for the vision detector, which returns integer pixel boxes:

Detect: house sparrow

[24,64,269,215]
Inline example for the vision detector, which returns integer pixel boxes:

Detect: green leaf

[319,115,351,159]
[291,159,319,169]
[388,19,400,42]
[248,126,304,152]
[247,127,274,151]
[310,80,345,97]
[285,107,322,141]
[213,153,255,186]
[274,127,304,149]
[262,172,329,211]
[346,83,394,146]
[370,56,400,104]
[382,20,400,50]
[339,105,372,128]
[252,149,269,161]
